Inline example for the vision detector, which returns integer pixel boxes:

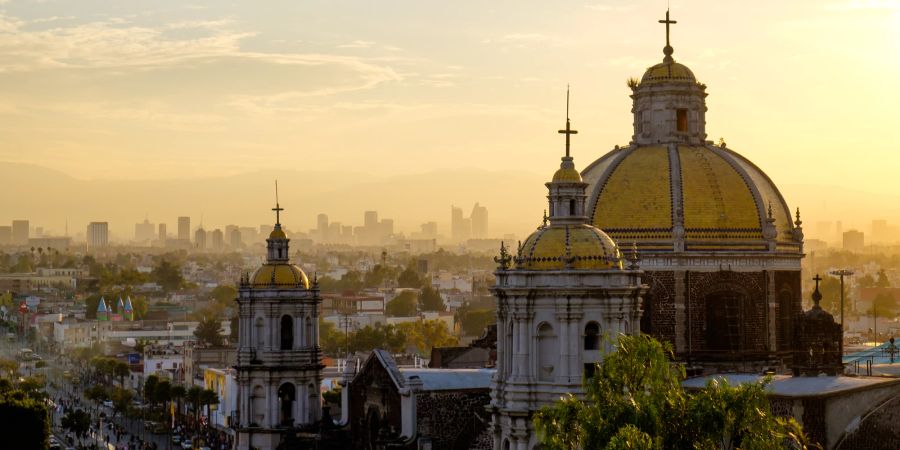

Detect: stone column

[556,311,569,384]
[674,270,687,353]
[767,271,777,352]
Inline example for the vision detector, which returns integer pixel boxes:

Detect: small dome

[518,224,622,270]
[250,263,309,288]
[640,61,696,85]
[269,227,287,240]
[552,166,582,182]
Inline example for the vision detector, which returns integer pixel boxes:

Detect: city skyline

[1,0,899,239]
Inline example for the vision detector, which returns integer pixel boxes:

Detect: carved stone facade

[489,141,647,449]
[234,213,323,450]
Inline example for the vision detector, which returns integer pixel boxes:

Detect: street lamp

[829,269,854,329]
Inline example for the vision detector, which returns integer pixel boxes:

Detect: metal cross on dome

[659,9,677,47]
[558,86,578,158]
[272,180,284,225]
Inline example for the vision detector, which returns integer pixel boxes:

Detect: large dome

[582,144,800,253]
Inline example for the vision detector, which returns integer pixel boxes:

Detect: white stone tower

[489,100,647,450]
[235,192,323,450]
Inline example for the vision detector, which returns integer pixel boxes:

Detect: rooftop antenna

[557,85,578,158]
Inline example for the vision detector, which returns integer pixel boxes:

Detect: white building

[86,222,109,249]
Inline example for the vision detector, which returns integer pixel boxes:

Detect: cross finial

[812,274,823,306]
[272,180,284,225]
[813,274,822,288]
[658,9,677,62]
[558,85,578,158]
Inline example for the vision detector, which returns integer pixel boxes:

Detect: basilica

[489,11,806,449]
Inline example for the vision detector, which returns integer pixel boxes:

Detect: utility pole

[829,269,854,330]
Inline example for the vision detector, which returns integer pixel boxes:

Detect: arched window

[251,385,266,426]
[277,383,296,426]
[584,322,600,350]
[537,323,557,382]
[254,317,265,349]
[502,438,510,450]
[569,199,576,216]
[280,315,294,350]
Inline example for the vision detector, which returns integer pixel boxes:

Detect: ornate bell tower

[235,188,323,450]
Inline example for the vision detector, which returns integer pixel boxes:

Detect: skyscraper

[86,222,109,249]
[0,226,11,245]
[195,227,207,250]
[177,216,191,241]
[471,203,488,238]
[134,219,155,242]
[317,213,329,242]
[158,223,167,242]
[450,206,470,242]
[211,229,224,250]
[11,220,28,245]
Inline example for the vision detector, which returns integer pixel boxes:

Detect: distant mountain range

[1,161,897,243]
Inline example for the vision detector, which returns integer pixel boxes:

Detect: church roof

[250,263,309,289]
[518,224,622,270]
[400,369,494,391]
[583,144,799,252]
[640,61,696,85]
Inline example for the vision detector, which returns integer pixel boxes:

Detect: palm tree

[186,386,203,427]
[114,361,130,388]
[171,385,186,425]
[200,389,220,428]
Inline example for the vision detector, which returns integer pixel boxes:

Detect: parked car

[172,435,181,444]
[102,400,113,408]
[181,440,193,449]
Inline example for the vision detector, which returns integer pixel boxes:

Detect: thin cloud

[339,40,375,49]
[825,0,900,10]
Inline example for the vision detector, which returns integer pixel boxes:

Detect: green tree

[152,258,185,292]
[858,274,876,289]
[170,384,187,419]
[319,320,346,355]
[385,291,418,317]
[210,285,237,306]
[397,320,458,355]
[419,286,445,312]
[876,269,891,288]
[200,389,219,425]
[870,292,897,319]
[0,386,50,450]
[397,266,423,288]
[61,408,91,441]
[194,316,224,346]
[186,386,203,424]
[143,374,159,405]
[111,387,133,416]
[533,334,816,450]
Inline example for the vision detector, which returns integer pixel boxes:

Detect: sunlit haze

[1,0,899,240]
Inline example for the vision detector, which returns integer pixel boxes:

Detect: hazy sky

[0,0,898,238]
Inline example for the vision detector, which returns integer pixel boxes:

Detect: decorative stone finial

[628,241,640,270]
[794,207,802,227]
[542,210,549,228]
[658,9,678,63]
[494,242,512,271]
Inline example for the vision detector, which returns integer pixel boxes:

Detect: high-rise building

[364,211,378,228]
[317,213,329,242]
[195,227,207,250]
[134,219,155,242]
[451,206,471,242]
[177,216,191,241]
[86,222,109,249]
[471,203,488,238]
[211,229,224,250]
[229,227,242,248]
[11,220,29,245]
[158,223,167,242]
[420,221,438,239]
[843,230,864,252]
[0,226,11,245]
[379,219,394,239]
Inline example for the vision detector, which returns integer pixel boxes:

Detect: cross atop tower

[558,86,578,158]
[272,180,284,225]
[813,273,822,288]
[659,9,677,47]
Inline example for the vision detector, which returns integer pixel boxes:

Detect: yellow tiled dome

[640,61,696,85]
[552,166,583,183]
[250,263,309,288]
[269,228,287,240]
[584,144,797,252]
[518,224,622,270]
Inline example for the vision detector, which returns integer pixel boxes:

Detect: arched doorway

[537,323,557,381]
[278,383,296,427]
